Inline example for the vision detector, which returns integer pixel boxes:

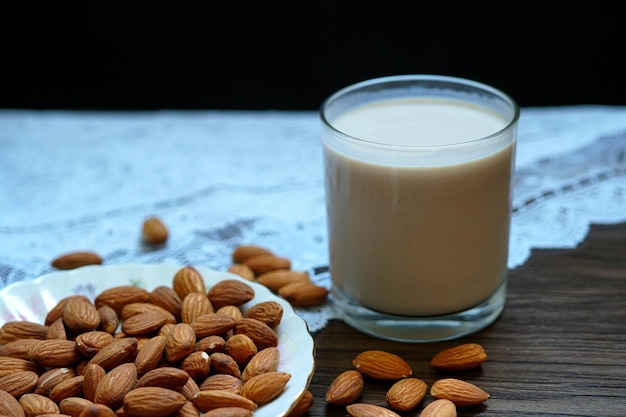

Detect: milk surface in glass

[324,97,514,316]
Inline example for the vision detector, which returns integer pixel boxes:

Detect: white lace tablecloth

[2,106,625,332]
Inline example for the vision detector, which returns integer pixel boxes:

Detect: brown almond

[241,346,279,382]
[278,281,329,307]
[124,387,186,417]
[134,335,166,375]
[19,393,59,416]
[47,317,68,340]
[59,396,95,417]
[87,337,138,371]
[231,245,274,264]
[173,266,206,299]
[227,264,256,281]
[286,389,314,417]
[352,350,412,381]
[203,407,253,417]
[63,298,101,334]
[96,306,119,335]
[224,334,257,367]
[430,378,489,407]
[386,377,427,411]
[176,400,202,417]
[82,364,106,402]
[136,367,189,391]
[242,301,283,329]
[210,352,241,379]
[121,312,168,336]
[120,303,176,324]
[0,339,42,360]
[241,255,291,275]
[164,323,196,363]
[35,367,77,396]
[78,403,117,417]
[142,216,168,245]
[346,403,401,417]
[192,390,257,413]
[27,339,83,368]
[239,371,290,406]
[215,305,243,322]
[49,375,85,403]
[430,343,488,371]
[181,293,214,324]
[419,399,457,417]
[94,362,138,410]
[180,351,211,381]
[0,356,42,378]
[325,369,363,406]
[95,286,150,316]
[0,388,25,417]
[232,318,277,351]
[255,270,310,292]
[207,280,255,309]
[149,286,183,321]
[198,374,243,394]
[194,335,226,354]
[75,332,115,358]
[51,251,103,270]
[0,370,39,397]
[44,295,91,326]
[180,377,201,402]
[0,321,48,344]
[190,314,236,339]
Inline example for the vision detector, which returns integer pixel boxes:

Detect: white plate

[0,263,315,417]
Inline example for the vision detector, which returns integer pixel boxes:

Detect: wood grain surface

[307,222,626,416]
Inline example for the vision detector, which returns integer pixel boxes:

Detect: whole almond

[149,286,183,321]
[180,377,201,402]
[0,356,42,378]
[142,216,168,245]
[181,293,214,324]
[180,351,211,381]
[241,255,291,275]
[346,403,401,417]
[19,393,59,416]
[49,375,85,403]
[210,352,241,379]
[430,343,488,371]
[164,323,196,363]
[386,377,427,411]
[87,337,138,371]
[173,266,206,299]
[0,370,39,397]
[227,264,256,281]
[75,331,115,357]
[203,407,253,417]
[419,399,457,417]
[233,318,278,350]
[255,270,310,292]
[231,245,274,264]
[47,317,68,340]
[177,400,202,417]
[286,389,314,417]
[199,374,243,394]
[44,295,91,326]
[239,371,291,406]
[136,367,189,391]
[94,363,138,410]
[242,301,283,329]
[207,280,255,309]
[0,339,42,360]
[121,312,169,336]
[27,339,83,368]
[352,350,412,381]
[278,282,329,307]
[82,364,106,402]
[51,251,103,270]
[35,367,77,396]
[124,387,186,417]
[224,334,257,367]
[194,335,226,354]
[241,346,279,382]
[215,305,243,322]
[95,286,150,315]
[192,390,257,413]
[63,298,101,334]
[59,396,95,417]
[430,378,489,407]
[78,403,117,417]
[0,388,25,417]
[0,321,48,344]
[134,335,166,375]
[120,303,176,324]
[97,306,119,335]
[325,369,363,406]
[190,314,236,339]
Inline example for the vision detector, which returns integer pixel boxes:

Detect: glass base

[331,282,506,343]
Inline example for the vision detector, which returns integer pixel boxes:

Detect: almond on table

[430,343,488,371]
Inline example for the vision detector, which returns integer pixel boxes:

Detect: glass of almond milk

[320,75,519,342]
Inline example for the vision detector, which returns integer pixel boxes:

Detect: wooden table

[306,222,626,416]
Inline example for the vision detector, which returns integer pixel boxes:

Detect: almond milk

[323,97,515,316]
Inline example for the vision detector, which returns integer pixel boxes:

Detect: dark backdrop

[2,2,624,110]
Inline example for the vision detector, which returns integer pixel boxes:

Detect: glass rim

[320,74,520,151]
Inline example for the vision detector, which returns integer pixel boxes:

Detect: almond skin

[430,378,490,407]
[346,403,401,417]
[239,371,291,406]
[430,343,488,371]
[27,339,83,368]
[232,318,278,350]
[227,264,256,281]
[95,286,150,315]
[136,367,190,391]
[231,245,274,264]
[419,399,457,417]
[192,390,257,413]
[325,369,364,406]
[199,374,243,394]
[164,323,196,363]
[19,393,59,416]
[0,321,48,343]
[241,255,291,275]
[386,377,427,411]
[93,362,138,410]
[242,301,283,329]
[63,298,101,333]
[173,266,206,299]
[255,270,310,292]
[51,251,103,270]
[352,350,412,381]
[142,216,168,245]
[241,346,280,382]
[278,281,329,307]
[0,356,43,378]
[124,387,187,417]
[203,407,253,417]
[0,370,39,397]
[207,279,255,309]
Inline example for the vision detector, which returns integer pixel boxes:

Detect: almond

[47,317,68,340]
[232,318,277,350]
[180,377,201,402]
[173,266,206,299]
[27,339,83,368]
[325,369,363,406]
[419,399,457,417]
[95,286,150,316]
[241,346,279,382]
[49,375,85,403]
[136,366,189,391]
[192,390,257,413]
[164,323,196,363]
[255,270,310,292]
[63,298,101,334]
[44,295,91,326]
[239,371,291,406]
[346,403,401,417]
[82,364,106,402]
[210,352,241,379]
[51,251,103,270]
[278,281,329,307]
[241,255,291,275]
[224,334,257,367]
[0,388,24,417]
[198,374,243,394]
[181,293,214,324]
[215,305,243,322]
[194,335,226,354]
[97,306,119,335]
[242,301,283,329]
[59,396,95,417]
[87,337,138,371]
[19,393,59,416]
[120,303,176,324]
[35,367,77,396]
[176,400,202,417]
[77,403,117,417]
[75,331,115,357]
[352,350,412,381]
[134,335,166,375]
[0,356,42,378]
[0,321,48,344]
[286,389,314,417]
[203,407,253,417]
[386,377,427,411]
[0,339,42,360]
[0,370,39,397]
[231,245,274,264]
[180,351,211,381]
[190,314,236,339]
[149,286,183,321]
[94,362,138,409]
[207,280,255,309]
[430,378,489,407]
[121,312,169,336]
[124,387,186,417]
[430,343,488,371]
[227,264,256,281]
[142,216,168,245]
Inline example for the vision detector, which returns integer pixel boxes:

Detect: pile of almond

[0,265,313,417]
[327,344,490,417]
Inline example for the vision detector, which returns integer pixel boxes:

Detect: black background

[2,1,625,110]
